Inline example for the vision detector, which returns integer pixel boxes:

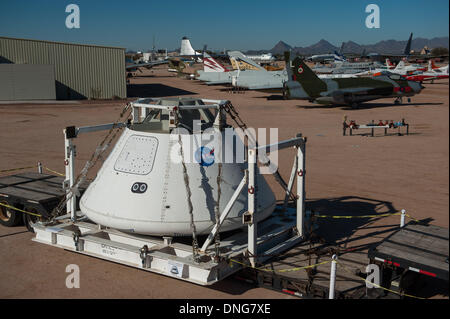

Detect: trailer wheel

[23,208,40,233]
[0,201,22,227]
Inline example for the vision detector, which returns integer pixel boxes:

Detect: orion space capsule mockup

[80,98,276,236]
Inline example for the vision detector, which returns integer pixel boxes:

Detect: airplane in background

[308,51,346,63]
[244,52,276,63]
[195,52,233,83]
[179,36,204,61]
[176,36,228,62]
[429,59,449,72]
[404,62,449,82]
[312,59,385,74]
[283,53,423,108]
[308,43,347,63]
[228,51,267,71]
[360,33,414,62]
[125,58,169,77]
[366,59,432,78]
[195,51,287,90]
[196,51,267,84]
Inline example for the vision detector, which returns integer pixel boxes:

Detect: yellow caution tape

[314,212,402,219]
[229,258,331,273]
[405,214,420,223]
[314,212,420,222]
[0,202,42,217]
[336,260,426,299]
[0,165,36,174]
[0,164,65,178]
[43,166,65,177]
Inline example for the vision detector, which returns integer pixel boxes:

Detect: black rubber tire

[23,208,40,233]
[0,201,22,227]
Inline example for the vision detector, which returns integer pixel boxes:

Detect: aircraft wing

[325,87,380,96]
[126,59,169,71]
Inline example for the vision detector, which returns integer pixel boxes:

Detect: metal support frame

[200,172,248,252]
[244,135,306,267]
[247,149,257,267]
[63,122,127,222]
[297,141,306,237]
[64,130,77,221]
[200,134,307,268]
[282,156,297,210]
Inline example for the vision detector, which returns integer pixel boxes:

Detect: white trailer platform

[33,206,301,285]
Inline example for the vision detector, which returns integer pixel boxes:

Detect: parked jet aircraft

[308,44,346,63]
[179,36,204,61]
[229,51,266,71]
[195,52,287,90]
[245,52,276,63]
[284,54,423,107]
[125,58,169,77]
[196,51,265,84]
[405,62,449,82]
[308,52,345,63]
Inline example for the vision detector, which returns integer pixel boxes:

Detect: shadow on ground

[296,102,444,110]
[208,195,408,296]
[127,83,198,98]
[306,195,400,250]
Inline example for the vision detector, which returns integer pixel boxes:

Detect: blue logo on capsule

[195,146,215,167]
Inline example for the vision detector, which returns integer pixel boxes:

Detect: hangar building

[0,36,126,100]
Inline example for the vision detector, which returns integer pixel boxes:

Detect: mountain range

[246,37,449,55]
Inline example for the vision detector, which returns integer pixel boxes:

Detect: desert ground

[0,65,448,298]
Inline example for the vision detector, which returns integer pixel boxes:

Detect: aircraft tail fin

[180,37,196,55]
[386,58,394,68]
[404,33,413,56]
[430,59,437,70]
[334,49,346,62]
[286,52,327,96]
[395,60,405,71]
[228,51,265,71]
[203,52,229,72]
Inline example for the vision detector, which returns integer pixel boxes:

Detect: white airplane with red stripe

[202,52,229,72]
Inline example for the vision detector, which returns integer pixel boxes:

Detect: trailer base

[32,207,303,285]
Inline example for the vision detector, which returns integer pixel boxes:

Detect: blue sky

[0,0,448,51]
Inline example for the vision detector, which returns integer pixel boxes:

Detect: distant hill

[293,39,338,55]
[258,36,449,55]
[269,41,293,54]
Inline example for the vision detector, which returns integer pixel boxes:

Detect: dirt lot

[0,66,448,298]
